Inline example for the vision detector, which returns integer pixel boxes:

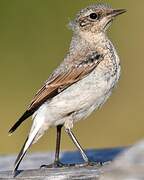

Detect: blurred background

[0,0,144,154]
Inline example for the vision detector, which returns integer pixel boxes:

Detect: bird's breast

[40,63,120,125]
[34,41,121,126]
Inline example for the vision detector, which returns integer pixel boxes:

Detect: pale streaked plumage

[8,4,126,175]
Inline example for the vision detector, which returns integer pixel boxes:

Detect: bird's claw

[40,161,75,168]
[74,161,102,167]
[40,160,103,169]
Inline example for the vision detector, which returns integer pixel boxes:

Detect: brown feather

[28,50,104,112]
[28,63,98,112]
[9,51,103,134]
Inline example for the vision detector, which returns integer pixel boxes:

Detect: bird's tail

[13,122,41,176]
[8,110,33,135]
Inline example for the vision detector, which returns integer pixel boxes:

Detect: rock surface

[100,140,144,180]
[1,141,144,179]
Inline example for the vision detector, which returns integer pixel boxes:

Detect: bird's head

[69,4,126,34]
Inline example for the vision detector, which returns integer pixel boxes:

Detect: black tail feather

[9,110,33,134]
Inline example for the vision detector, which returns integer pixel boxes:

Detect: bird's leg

[53,125,63,167]
[65,128,98,167]
[41,125,64,168]
[66,128,88,163]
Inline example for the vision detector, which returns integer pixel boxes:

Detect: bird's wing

[9,51,103,134]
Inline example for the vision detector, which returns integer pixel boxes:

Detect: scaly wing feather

[9,51,103,134]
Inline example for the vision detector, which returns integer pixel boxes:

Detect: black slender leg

[40,126,98,169]
[41,125,63,168]
[53,125,63,165]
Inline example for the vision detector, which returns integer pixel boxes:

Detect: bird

[9,3,126,175]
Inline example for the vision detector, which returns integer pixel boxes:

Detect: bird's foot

[40,161,63,168]
[40,161,75,168]
[40,160,104,169]
[74,161,103,167]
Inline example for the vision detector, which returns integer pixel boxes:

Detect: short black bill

[107,9,126,17]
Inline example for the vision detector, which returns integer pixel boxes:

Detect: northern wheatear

[9,3,126,175]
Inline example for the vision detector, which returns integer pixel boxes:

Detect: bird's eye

[89,13,98,20]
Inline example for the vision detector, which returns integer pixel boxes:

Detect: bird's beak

[107,9,127,17]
